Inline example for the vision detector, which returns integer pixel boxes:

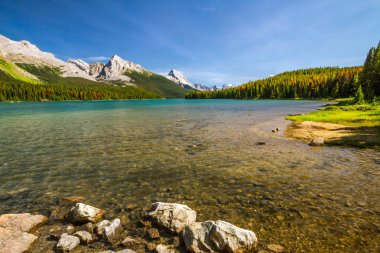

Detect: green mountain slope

[186,67,362,99]
[126,71,192,98]
[0,64,161,101]
[0,58,40,84]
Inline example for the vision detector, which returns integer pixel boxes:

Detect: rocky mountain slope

[0,35,95,80]
[166,69,216,91]
[67,55,144,82]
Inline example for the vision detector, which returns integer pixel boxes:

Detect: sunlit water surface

[0,99,379,252]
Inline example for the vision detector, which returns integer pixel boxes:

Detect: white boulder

[183,220,258,253]
[56,233,80,252]
[103,218,123,243]
[147,202,196,234]
[70,203,105,223]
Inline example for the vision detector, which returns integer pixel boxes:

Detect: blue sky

[0,0,379,86]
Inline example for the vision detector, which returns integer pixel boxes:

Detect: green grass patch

[286,99,380,149]
[0,58,40,84]
[286,101,380,127]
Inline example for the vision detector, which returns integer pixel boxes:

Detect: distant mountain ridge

[0,34,195,98]
[165,69,217,91]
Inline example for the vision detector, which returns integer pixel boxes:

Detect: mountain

[221,84,234,89]
[0,34,191,99]
[166,69,217,91]
[193,83,218,91]
[67,55,188,97]
[0,35,95,81]
[166,69,195,89]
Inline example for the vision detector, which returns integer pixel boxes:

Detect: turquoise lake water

[0,99,379,252]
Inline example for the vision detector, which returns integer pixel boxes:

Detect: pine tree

[354,84,365,105]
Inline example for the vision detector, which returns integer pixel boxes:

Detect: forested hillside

[0,65,160,101]
[186,42,380,101]
[186,67,362,99]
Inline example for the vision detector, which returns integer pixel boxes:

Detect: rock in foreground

[103,218,123,243]
[0,213,47,253]
[0,213,47,232]
[147,202,196,234]
[70,203,105,224]
[183,220,257,253]
[56,233,80,252]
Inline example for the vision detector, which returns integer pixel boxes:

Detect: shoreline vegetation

[285,98,380,150]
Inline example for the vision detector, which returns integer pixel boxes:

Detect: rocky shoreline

[0,197,285,253]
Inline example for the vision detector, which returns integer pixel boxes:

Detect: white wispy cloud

[83,56,109,61]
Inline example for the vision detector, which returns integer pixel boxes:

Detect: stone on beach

[0,227,37,253]
[147,202,196,234]
[56,233,80,252]
[70,203,105,224]
[95,220,110,236]
[309,137,324,146]
[73,230,93,244]
[103,218,123,243]
[0,213,47,253]
[0,213,47,232]
[183,220,258,253]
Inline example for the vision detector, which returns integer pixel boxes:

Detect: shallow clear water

[0,99,379,252]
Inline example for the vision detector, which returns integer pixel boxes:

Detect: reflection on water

[0,99,379,252]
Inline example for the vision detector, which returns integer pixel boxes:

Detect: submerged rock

[0,213,47,253]
[147,227,160,240]
[56,233,80,252]
[70,203,105,224]
[183,220,257,253]
[59,196,85,206]
[73,230,93,244]
[309,137,324,146]
[267,244,285,252]
[147,202,196,233]
[156,244,177,253]
[122,236,143,249]
[99,250,136,253]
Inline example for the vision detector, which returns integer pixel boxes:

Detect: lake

[0,99,379,252]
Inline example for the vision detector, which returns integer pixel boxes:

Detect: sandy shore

[285,121,379,148]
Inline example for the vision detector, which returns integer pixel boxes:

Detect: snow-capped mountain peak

[0,34,95,80]
[166,69,218,91]
[166,69,195,89]
[67,59,90,74]
[98,54,145,80]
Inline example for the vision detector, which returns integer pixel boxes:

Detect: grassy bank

[286,99,380,149]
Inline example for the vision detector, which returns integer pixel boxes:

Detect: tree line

[186,42,380,101]
[186,67,361,99]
